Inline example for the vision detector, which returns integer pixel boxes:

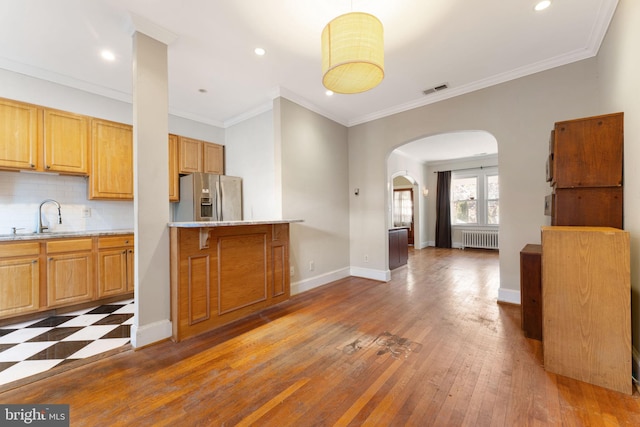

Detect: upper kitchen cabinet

[43,108,89,175]
[203,142,224,174]
[178,136,202,174]
[0,97,90,175]
[0,98,41,171]
[169,134,179,202]
[89,119,133,200]
[178,136,224,175]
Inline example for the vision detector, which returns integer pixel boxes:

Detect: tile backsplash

[0,171,133,235]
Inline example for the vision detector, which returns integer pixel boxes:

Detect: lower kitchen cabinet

[389,227,409,270]
[170,223,291,341]
[0,233,134,322]
[0,242,40,318]
[97,235,134,297]
[46,238,94,307]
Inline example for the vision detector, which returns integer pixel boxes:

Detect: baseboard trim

[350,266,390,282]
[291,268,351,295]
[130,319,172,349]
[498,288,521,305]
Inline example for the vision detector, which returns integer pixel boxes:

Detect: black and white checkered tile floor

[0,299,133,386]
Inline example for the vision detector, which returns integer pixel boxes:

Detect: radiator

[461,230,499,250]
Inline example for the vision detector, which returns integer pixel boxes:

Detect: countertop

[168,219,304,228]
[0,229,134,242]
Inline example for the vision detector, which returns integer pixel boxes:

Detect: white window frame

[451,167,498,227]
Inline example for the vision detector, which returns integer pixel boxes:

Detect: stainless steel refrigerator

[175,173,243,221]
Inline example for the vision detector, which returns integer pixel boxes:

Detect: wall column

[129,18,176,347]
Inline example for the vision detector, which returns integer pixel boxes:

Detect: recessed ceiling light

[325,90,334,96]
[534,1,551,11]
[254,47,266,56]
[101,50,116,61]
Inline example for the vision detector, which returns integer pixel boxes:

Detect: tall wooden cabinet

[541,226,631,395]
[547,112,623,228]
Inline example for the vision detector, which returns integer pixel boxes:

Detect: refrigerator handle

[216,180,222,221]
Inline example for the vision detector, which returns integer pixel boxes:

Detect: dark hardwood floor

[1,247,639,426]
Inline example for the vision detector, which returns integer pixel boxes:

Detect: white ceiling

[0,0,618,161]
[395,131,498,164]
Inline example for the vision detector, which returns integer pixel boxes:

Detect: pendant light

[321,11,384,94]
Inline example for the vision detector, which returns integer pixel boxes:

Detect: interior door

[393,189,414,245]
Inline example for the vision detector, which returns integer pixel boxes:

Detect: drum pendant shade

[321,12,384,94]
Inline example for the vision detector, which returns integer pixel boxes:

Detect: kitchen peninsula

[168,219,302,341]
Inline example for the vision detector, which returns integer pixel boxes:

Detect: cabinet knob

[30,163,35,168]
[125,240,129,244]
[46,165,50,169]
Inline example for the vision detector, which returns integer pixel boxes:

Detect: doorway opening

[392,176,416,246]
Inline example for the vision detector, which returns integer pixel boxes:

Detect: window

[393,189,413,227]
[451,168,499,225]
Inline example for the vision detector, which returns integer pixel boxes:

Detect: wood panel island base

[169,221,300,342]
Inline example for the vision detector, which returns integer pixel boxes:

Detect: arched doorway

[387,130,498,250]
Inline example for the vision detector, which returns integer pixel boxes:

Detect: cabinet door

[47,251,94,306]
[0,98,40,171]
[0,257,39,318]
[169,134,180,201]
[44,109,89,175]
[179,137,203,174]
[203,143,224,174]
[389,230,400,270]
[98,235,134,295]
[127,248,134,292]
[89,119,133,200]
[98,249,128,297]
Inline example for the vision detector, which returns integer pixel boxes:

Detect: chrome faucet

[38,199,62,233]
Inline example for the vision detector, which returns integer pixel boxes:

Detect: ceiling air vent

[423,83,449,95]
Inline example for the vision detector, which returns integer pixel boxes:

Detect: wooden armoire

[521,112,625,343]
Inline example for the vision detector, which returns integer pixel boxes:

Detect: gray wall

[596,0,640,353]
[348,58,601,301]
[276,98,351,294]
[225,110,278,220]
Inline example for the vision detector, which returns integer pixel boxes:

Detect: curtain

[435,171,452,248]
[393,189,413,227]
